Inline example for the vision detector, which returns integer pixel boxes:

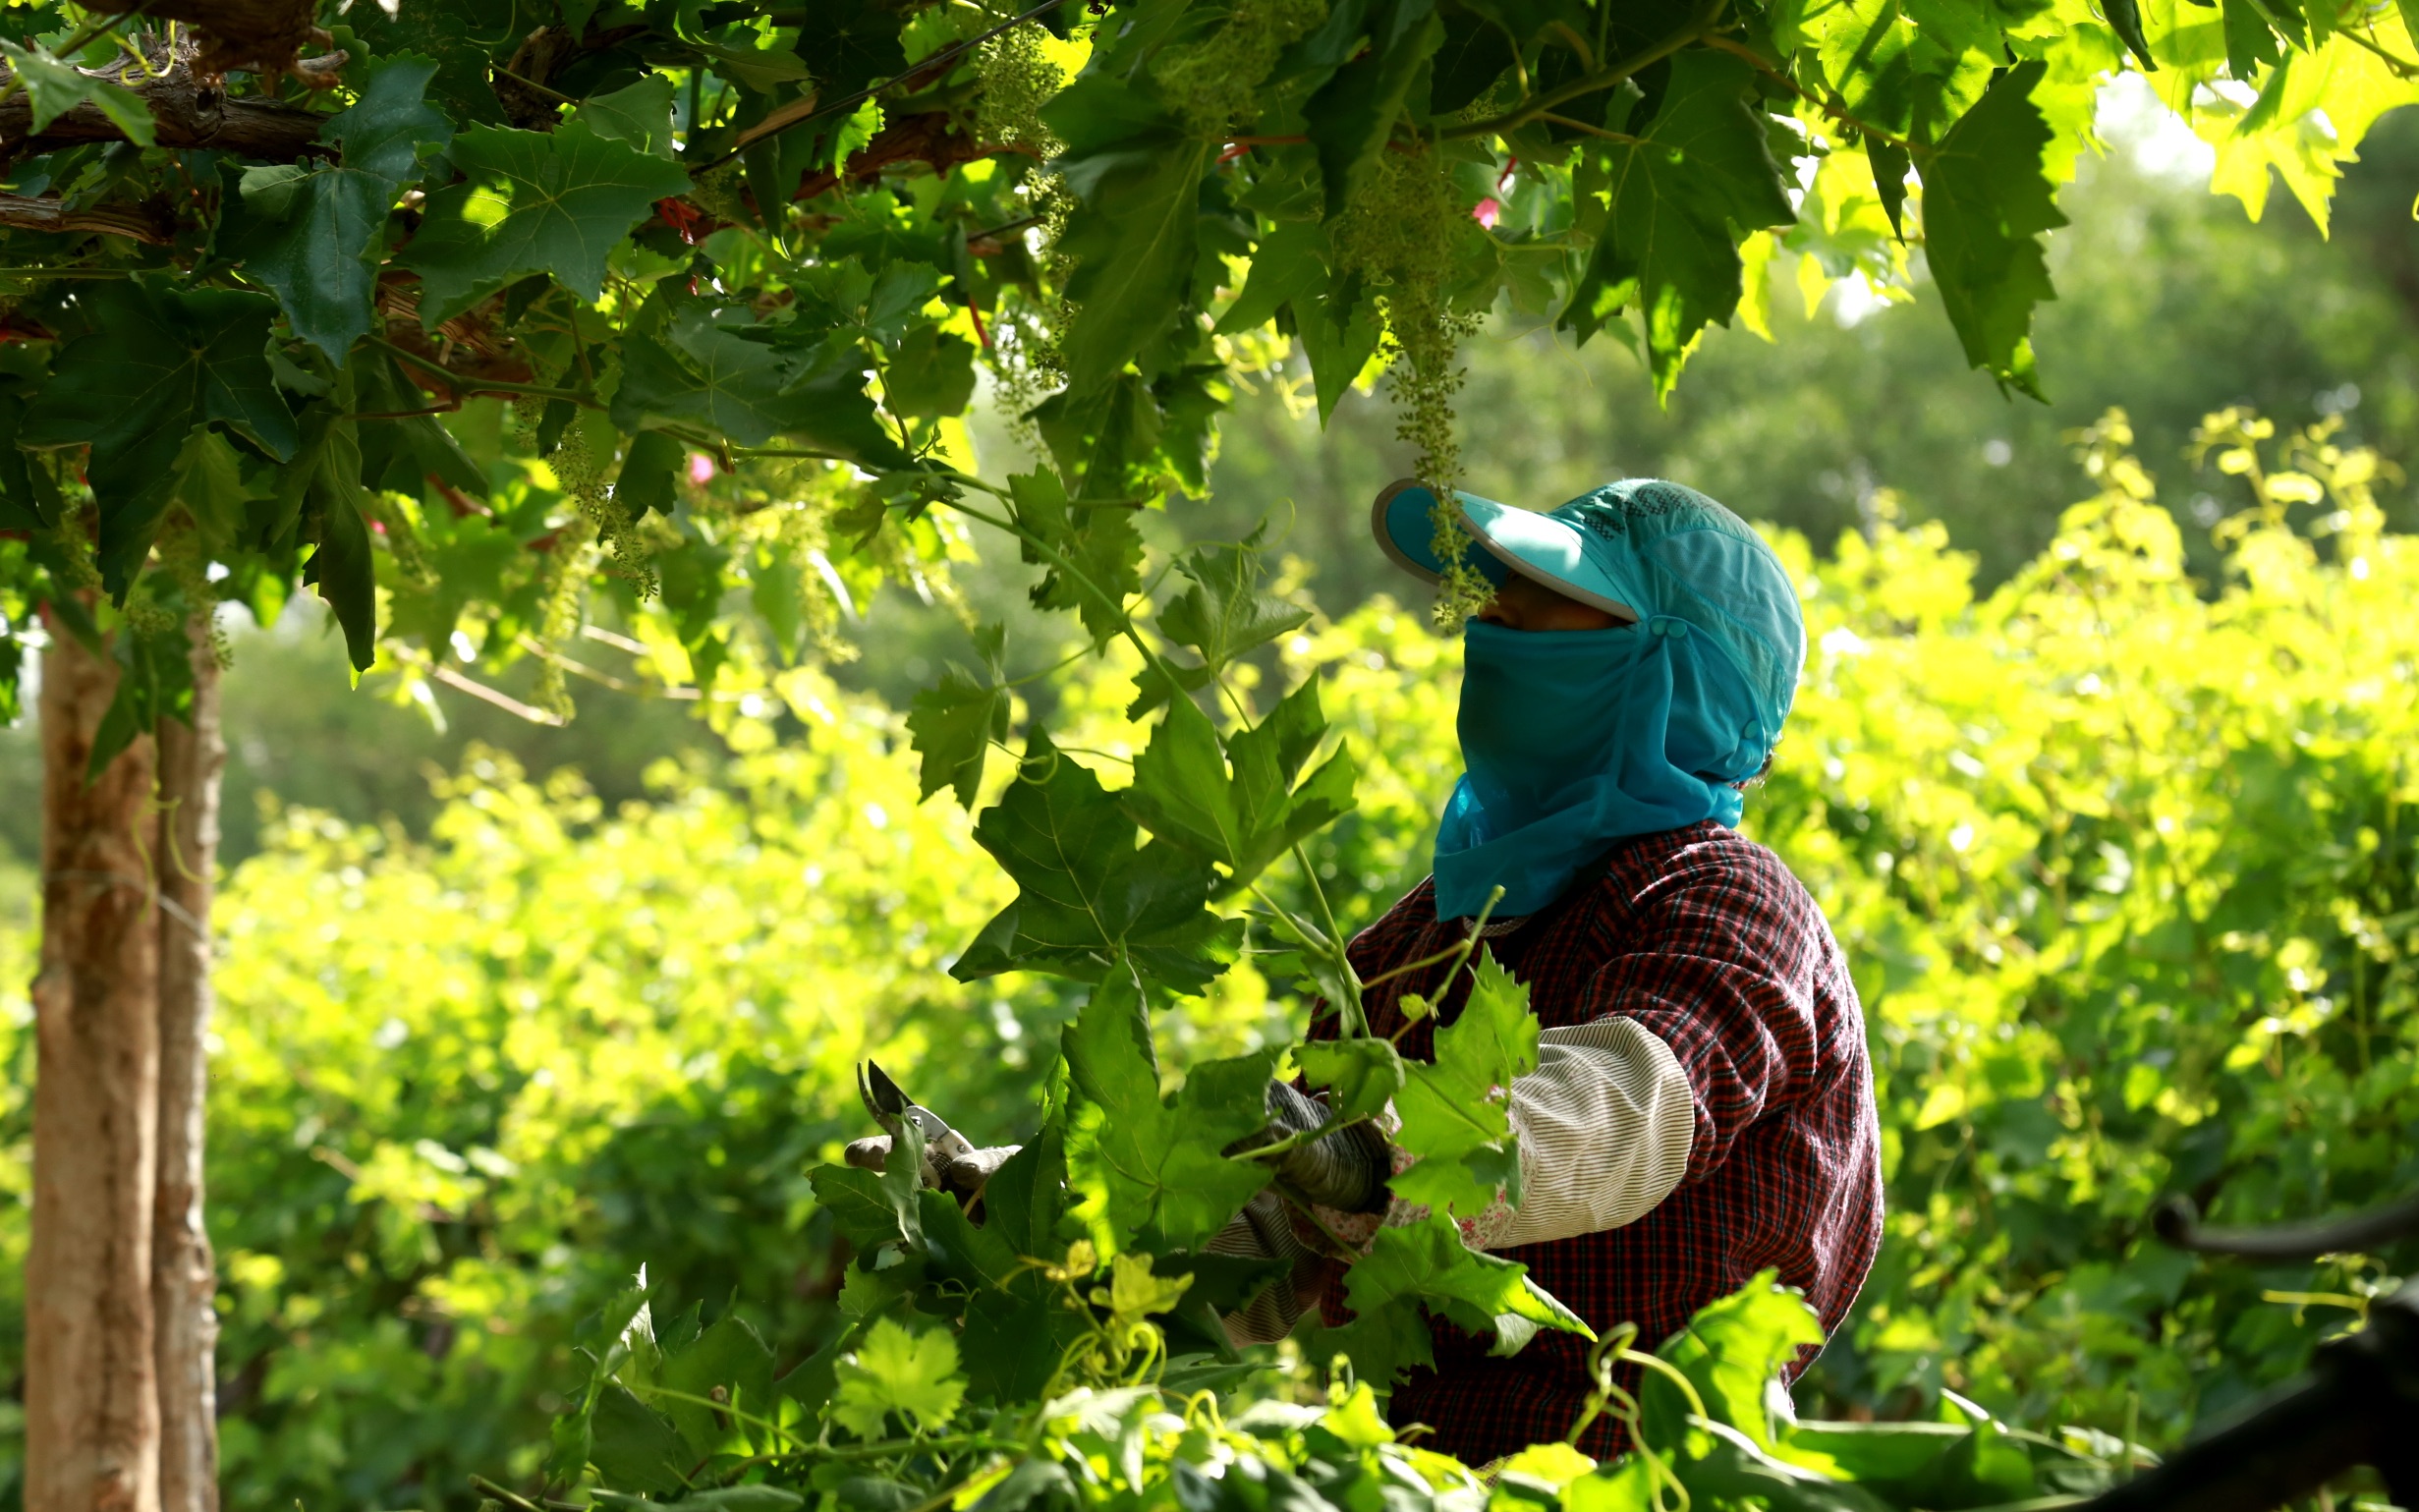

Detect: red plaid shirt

[1312,820,1883,1464]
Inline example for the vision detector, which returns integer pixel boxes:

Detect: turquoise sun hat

[1371,475,1808,773]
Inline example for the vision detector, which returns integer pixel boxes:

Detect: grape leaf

[1389,951,1538,1218]
[659,1316,775,1457]
[1298,1036,1406,1123]
[1302,0,1446,217]
[1159,538,1315,672]
[1642,1270,1826,1449]
[830,1318,966,1438]
[590,1385,688,1493]
[951,730,1241,991]
[219,167,397,364]
[325,54,454,183]
[299,417,378,674]
[21,282,296,598]
[1565,50,1795,394]
[576,76,679,159]
[1060,976,1275,1254]
[884,324,978,419]
[1005,467,1144,646]
[401,121,691,323]
[1048,77,1211,394]
[907,622,1010,807]
[1918,60,2065,398]
[0,40,154,144]
[610,310,911,467]
[1318,1214,1588,1384]
[1124,681,1358,895]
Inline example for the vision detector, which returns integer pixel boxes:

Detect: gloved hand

[1229,1079,1393,1214]
[843,1136,1020,1205]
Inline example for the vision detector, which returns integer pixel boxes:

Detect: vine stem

[369,336,600,408]
[1442,0,1727,140]
[1238,1111,1373,1163]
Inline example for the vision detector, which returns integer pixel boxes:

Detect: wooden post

[27,613,164,1512]
[151,617,220,1512]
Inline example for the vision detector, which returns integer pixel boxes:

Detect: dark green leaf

[1125,681,1356,894]
[1918,60,2065,397]
[611,311,910,467]
[400,122,691,323]
[906,622,1009,807]
[952,730,1240,991]
[21,282,296,597]
[884,324,978,419]
[1005,466,1145,645]
[218,165,394,363]
[324,54,454,182]
[589,1385,689,1494]
[1318,1213,1587,1384]
[1564,50,1795,394]
[1051,79,1210,394]
[577,76,679,159]
[1302,0,1445,217]
[659,1316,776,1457]
[301,419,378,673]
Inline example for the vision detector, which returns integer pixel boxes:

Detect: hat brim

[1371,478,1641,623]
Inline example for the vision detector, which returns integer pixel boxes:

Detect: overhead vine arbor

[2,0,2411,1503]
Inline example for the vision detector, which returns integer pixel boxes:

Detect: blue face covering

[1432,617,1767,920]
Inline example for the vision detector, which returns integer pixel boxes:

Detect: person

[1253,476,1885,1464]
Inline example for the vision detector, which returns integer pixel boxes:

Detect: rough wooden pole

[151,618,220,1512]
[28,614,164,1512]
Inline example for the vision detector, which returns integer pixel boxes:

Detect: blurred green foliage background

[0,94,2414,1511]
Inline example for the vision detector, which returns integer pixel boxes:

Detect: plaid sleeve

[1576,844,1828,1186]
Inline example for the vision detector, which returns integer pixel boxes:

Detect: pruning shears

[856,1059,976,1186]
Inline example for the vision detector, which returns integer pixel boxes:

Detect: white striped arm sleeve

[1468,1017,1695,1251]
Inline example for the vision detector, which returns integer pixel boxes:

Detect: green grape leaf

[1302,0,1446,217]
[1005,467,1145,646]
[1049,77,1211,394]
[1298,1036,1406,1123]
[1917,59,2065,398]
[610,311,910,467]
[218,166,395,363]
[1213,221,1328,337]
[589,1386,689,1494]
[1670,1423,1899,1512]
[1124,681,1358,894]
[907,622,1010,807]
[576,76,679,159]
[346,0,504,125]
[21,282,296,598]
[324,54,453,183]
[1061,975,1274,1254]
[1159,539,1315,672]
[978,1121,1068,1262]
[1565,50,1795,394]
[1390,950,1538,1217]
[659,1316,776,1457]
[1642,1270,1826,1448]
[400,121,691,323]
[952,731,1240,991]
[0,40,154,143]
[1318,1214,1588,1384]
[299,417,378,673]
[884,324,978,419]
[830,1317,966,1439]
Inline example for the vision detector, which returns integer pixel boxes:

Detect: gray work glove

[1207,1190,1326,1346]
[1228,1079,1393,1214]
[843,1136,1019,1204]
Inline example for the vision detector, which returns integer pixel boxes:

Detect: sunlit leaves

[1918,61,2066,397]
[1389,951,1539,1217]
[1124,681,1357,895]
[400,122,690,322]
[1060,977,1273,1254]
[830,1318,966,1438]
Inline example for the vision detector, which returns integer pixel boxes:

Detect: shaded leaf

[1917,60,2065,397]
[907,622,1009,807]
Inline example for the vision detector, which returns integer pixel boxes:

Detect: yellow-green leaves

[831,1318,967,1438]
[1565,51,1796,395]
[1918,61,2066,397]
[400,121,690,323]
[1389,952,1539,1217]
[1060,978,1274,1254]
[1125,682,1358,897]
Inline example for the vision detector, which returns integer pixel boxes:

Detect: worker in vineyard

[1233,477,1885,1463]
